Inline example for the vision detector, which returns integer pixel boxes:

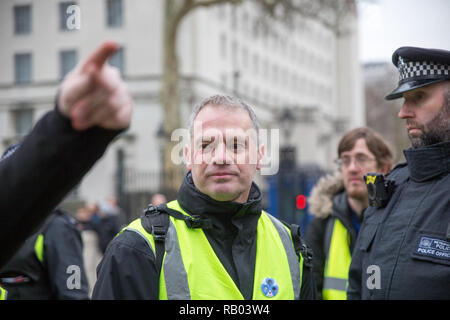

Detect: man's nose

[212,143,232,165]
[398,101,414,119]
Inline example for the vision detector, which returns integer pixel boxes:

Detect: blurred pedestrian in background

[76,204,102,297]
[75,197,125,296]
[96,197,124,253]
[151,193,167,206]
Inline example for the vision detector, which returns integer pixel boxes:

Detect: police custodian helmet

[385,46,450,100]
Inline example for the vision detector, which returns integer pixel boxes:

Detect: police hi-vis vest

[0,285,7,300]
[122,200,304,300]
[322,218,351,300]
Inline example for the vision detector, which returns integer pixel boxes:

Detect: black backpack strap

[289,223,313,269]
[140,203,213,275]
[141,204,170,277]
[162,205,213,230]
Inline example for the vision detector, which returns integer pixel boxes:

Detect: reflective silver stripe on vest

[124,228,155,256]
[323,277,347,292]
[266,214,301,300]
[163,222,191,300]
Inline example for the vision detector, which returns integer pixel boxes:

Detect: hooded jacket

[305,172,360,299]
[92,172,315,300]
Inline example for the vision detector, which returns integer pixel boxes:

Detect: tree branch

[192,0,243,9]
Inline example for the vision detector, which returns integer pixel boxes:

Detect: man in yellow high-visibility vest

[93,95,316,300]
[306,127,393,299]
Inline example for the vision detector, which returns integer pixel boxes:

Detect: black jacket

[93,172,316,300]
[305,173,360,299]
[348,141,450,299]
[0,209,89,299]
[0,106,123,268]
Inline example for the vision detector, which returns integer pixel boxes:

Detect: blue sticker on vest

[416,236,450,260]
[261,277,278,298]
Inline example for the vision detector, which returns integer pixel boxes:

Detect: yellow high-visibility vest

[0,285,7,300]
[120,200,304,300]
[322,218,352,300]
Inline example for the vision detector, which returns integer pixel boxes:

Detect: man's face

[185,105,263,203]
[398,81,450,148]
[339,139,381,201]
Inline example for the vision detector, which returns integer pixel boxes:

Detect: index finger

[81,41,119,73]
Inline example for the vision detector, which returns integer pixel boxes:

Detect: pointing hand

[58,41,133,131]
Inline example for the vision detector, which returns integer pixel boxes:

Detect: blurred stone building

[363,61,409,165]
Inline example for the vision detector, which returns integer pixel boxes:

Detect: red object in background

[296,195,306,210]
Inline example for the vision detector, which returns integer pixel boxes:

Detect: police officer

[93,95,315,300]
[348,47,450,299]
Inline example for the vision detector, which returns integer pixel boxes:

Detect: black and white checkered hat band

[398,58,450,83]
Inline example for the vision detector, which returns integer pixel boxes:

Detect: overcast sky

[358,0,450,63]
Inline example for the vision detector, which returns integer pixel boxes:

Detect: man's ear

[379,163,391,175]
[184,144,192,171]
[256,143,265,171]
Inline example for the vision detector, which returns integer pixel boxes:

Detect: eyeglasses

[335,155,377,169]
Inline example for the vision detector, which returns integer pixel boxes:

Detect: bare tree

[364,62,409,164]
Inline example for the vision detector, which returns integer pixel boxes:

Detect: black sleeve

[0,107,124,268]
[347,229,363,300]
[92,230,159,300]
[300,261,317,300]
[44,215,90,299]
[305,217,328,300]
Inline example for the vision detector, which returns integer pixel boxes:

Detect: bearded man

[348,46,450,300]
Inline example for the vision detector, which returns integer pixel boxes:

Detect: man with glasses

[306,127,393,299]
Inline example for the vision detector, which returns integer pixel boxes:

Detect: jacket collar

[333,191,361,224]
[177,171,262,219]
[403,141,450,182]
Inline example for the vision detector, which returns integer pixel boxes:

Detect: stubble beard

[409,90,450,148]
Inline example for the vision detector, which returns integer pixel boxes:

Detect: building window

[59,1,78,31]
[231,6,236,31]
[13,108,34,138]
[219,33,227,60]
[272,65,278,84]
[60,50,78,79]
[14,53,32,84]
[108,47,125,76]
[231,41,238,67]
[14,5,32,34]
[106,0,123,27]
[253,53,259,75]
[220,73,227,89]
[242,47,248,69]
